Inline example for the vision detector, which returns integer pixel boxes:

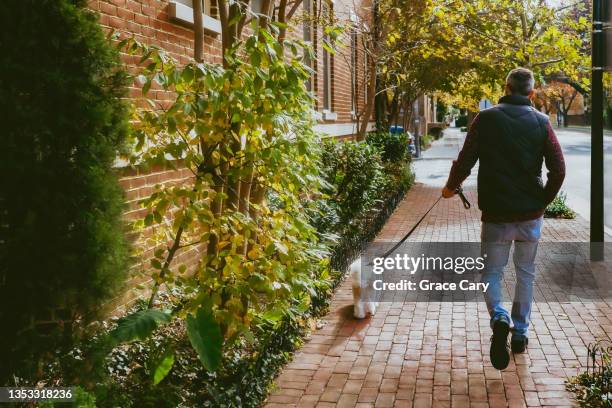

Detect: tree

[349,0,477,137]
[112,0,338,371]
[435,0,591,109]
[0,0,130,381]
[537,81,581,127]
[554,82,579,127]
[534,85,558,115]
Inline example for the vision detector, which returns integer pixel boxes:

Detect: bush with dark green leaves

[456,114,468,128]
[33,136,413,407]
[314,138,414,232]
[366,131,409,162]
[312,138,414,272]
[0,0,130,382]
[429,127,443,139]
[317,140,387,227]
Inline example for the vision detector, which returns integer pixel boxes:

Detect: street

[415,127,612,236]
[555,128,612,235]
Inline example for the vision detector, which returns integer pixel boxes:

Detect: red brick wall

[90,0,369,127]
[88,0,372,309]
[110,164,199,311]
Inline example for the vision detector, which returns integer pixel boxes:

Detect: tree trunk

[387,91,400,128]
[375,86,388,132]
[357,56,377,140]
[148,225,185,308]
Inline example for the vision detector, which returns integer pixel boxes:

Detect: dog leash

[377,186,471,260]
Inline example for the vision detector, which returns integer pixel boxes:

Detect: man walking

[442,68,565,370]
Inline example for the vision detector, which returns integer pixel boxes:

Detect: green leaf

[181,65,194,82]
[110,309,172,344]
[186,308,223,371]
[152,349,175,385]
[262,308,284,323]
[154,248,165,259]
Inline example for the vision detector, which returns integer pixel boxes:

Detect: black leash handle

[456,186,471,209]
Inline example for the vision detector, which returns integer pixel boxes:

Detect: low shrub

[317,140,387,226]
[545,192,576,219]
[42,288,320,408]
[314,138,414,274]
[429,127,443,139]
[456,114,468,128]
[420,134,434,149]
[366,131,409,162]
[34,138,414,407]
[566,342,611,408]
[567,368,612,408]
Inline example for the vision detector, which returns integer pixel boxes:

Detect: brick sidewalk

[264,183,611,408]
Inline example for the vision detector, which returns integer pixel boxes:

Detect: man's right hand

[442,186,455,198]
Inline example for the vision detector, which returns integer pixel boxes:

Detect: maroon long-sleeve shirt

[445,114,566,223]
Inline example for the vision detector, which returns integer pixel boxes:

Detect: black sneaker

[490,319,510,370]
[511,336,529,353]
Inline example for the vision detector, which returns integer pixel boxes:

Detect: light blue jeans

[480,217,543,338]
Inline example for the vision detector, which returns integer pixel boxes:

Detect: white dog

[350,258,378,319]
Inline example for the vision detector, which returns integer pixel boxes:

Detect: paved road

[414,127,612,235]
[554,128,612,234]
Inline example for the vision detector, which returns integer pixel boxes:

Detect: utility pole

[591,0,608,260]
[413,99,421,158]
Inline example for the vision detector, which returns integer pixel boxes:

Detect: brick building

[87,0,379,307]
[90,0,375,134]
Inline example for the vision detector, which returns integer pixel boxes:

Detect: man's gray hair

[506,68,535,96]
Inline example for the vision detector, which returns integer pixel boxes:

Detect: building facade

[90,0,374,136]
[88,0,376,307]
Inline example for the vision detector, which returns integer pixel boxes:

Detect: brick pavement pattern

[264,181,611,407]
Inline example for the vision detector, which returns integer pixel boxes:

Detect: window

[169,0,221,35]
[322,1,333,112]
[350,30,358,115]
[175,0,214,18]
[322,49,332,111]
[302,0,314,94]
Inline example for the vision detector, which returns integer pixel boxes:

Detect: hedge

[0,0,130,382]
[35,135,414,407]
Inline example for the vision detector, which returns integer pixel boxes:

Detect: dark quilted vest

[477,95,550,216]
